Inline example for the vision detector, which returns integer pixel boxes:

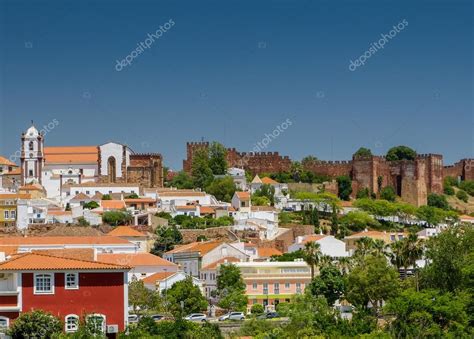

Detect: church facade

[20,125,163,199]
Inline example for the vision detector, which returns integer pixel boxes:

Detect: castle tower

[20,124,44,185]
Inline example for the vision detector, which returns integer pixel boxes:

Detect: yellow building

[0,193,31,227]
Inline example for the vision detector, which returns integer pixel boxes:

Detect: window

[86,191,90,195]
[29,170,33,176]
[65,315,79,332]
[29,141,34,151]
[274,283,280,294]
[285,283,290,289]
[4,211,8,219]
[263,283,268,294]
[34,273,54,294]
[0,316,9,332]
[65,273,79,289]
[87,314,106,333]
[252,282,257,290]
[10,211,16,219]
[296,283,302,294]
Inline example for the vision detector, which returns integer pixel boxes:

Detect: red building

[0,252,130,335]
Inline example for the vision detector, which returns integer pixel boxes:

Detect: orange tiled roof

[19,184,43,191]
[44,146,98,164]
[159,191,205,197]
[200,206,215,214]
[4,168,21,175]
[460,215,474,221]
[0,236,131,246]
[32,248,95,261]
[340,201,353,207]
[0,156,17,167]
[165,241,222,256]
[0,253,130,271]
[101,200,126,209]
[0,246,19,256]
[176,205,197,211]
[0,193,31,200]
[261,177,278,185]
[301,234,327,244]
[142,271,176,284]
[201,257,241,270]
[235,192,250,200]
[97,253,176,267]
[70,193,91,201]
[124,198,156,204]
[107,226,145,237]
[257,247,282,257]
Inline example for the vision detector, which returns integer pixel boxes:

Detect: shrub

[456,190,469,203]
[386,146,416,161]
[8,310,62,338]
[380,186,396,202]
[251,303,265,315]
[427,193,449,210]
[443,185,455,195]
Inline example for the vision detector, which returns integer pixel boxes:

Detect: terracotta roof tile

[257,247,282,257]
[165,241,222,256]
[301,235,327,244]
[19,184,43,191]
[142,271,176,284]
[235,192,250,200]
[107,226,145,237]
[32,248,95,261]
[200,206,215,214]
[0,193,31,200]
[70,193,91,202]
[261,177,278,185]
[0,236,131,246]
[47,210,72,216]
[4,168,21,175]
[101,200,126,209]
[97,253,176,267]
[159,192,205,197]
[44,146,98,164]
[0,252,130,271]
[201,257,241,270]
[0,156,17,167]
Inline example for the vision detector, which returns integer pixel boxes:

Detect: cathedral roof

[44,146,98,164]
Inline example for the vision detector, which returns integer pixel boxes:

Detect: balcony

[0,273,20,311]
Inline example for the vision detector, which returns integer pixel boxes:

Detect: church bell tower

[20,123,44,185]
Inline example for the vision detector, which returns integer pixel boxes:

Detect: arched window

[107,157,117,183]
[65,314,79,333]
[86,314,106,333]
[0,316,9,331]
[28,141,34,151]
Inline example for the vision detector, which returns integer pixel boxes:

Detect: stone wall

[444,159,474,181]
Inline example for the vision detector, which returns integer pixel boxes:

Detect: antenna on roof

[31,120,34,125]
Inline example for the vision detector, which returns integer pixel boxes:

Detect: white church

[20,124,143,201]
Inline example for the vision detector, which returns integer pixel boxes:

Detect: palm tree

[336,256,353,275]
[389,240,406,277]
[402,233,424,281]
[303,241,322,279]
[372,239,390,257]
[354,237,375,258]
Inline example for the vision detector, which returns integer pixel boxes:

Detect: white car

[184,313,207,322]
[219,312,245,321]
[128,314,139,323]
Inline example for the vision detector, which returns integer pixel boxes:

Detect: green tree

[251,195,270,206]
[311,206,320,231]
[8,310,62,338]
[385,288,470,338]
[191,148,213,189]
[336,175,352,201]
[356,187,371,199]
[102,211,132,226]
[169,171,194,189]
[390,233,423,280]
[165,277,208,317]
[456,189,469,203]
[309,264,345,305]
[271,249,304,262]
[129,280,161,315]
[83,201,100,209]
[217,264,248,312]
[459,180,474,196]
[253,184,275,205]
[353,147,373,158]
[77,216,90,226]
[386,146,417,161]
[150,225,183,256]
[206,176,236,202]
[421,225,474,292]
[415,205,457,226]
[301,155,318,167]
[125,193,139,199]
[208,142,228,175]
[303,242,322,279]
[380,186,397,202]
[427,193,450,210]
[251,303,265,315]
[345,255,400,315]
[340,211,380,232]
[101,194,112,200]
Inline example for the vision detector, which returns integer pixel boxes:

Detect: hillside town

[0,123,472,337]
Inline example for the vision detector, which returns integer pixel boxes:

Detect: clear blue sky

[0,0,472,170]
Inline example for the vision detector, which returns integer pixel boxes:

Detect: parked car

[184,313,207,322]
[128,314,139,323]
[219,312,245,321]
[257,312,280,319]
[150,314,165,322]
